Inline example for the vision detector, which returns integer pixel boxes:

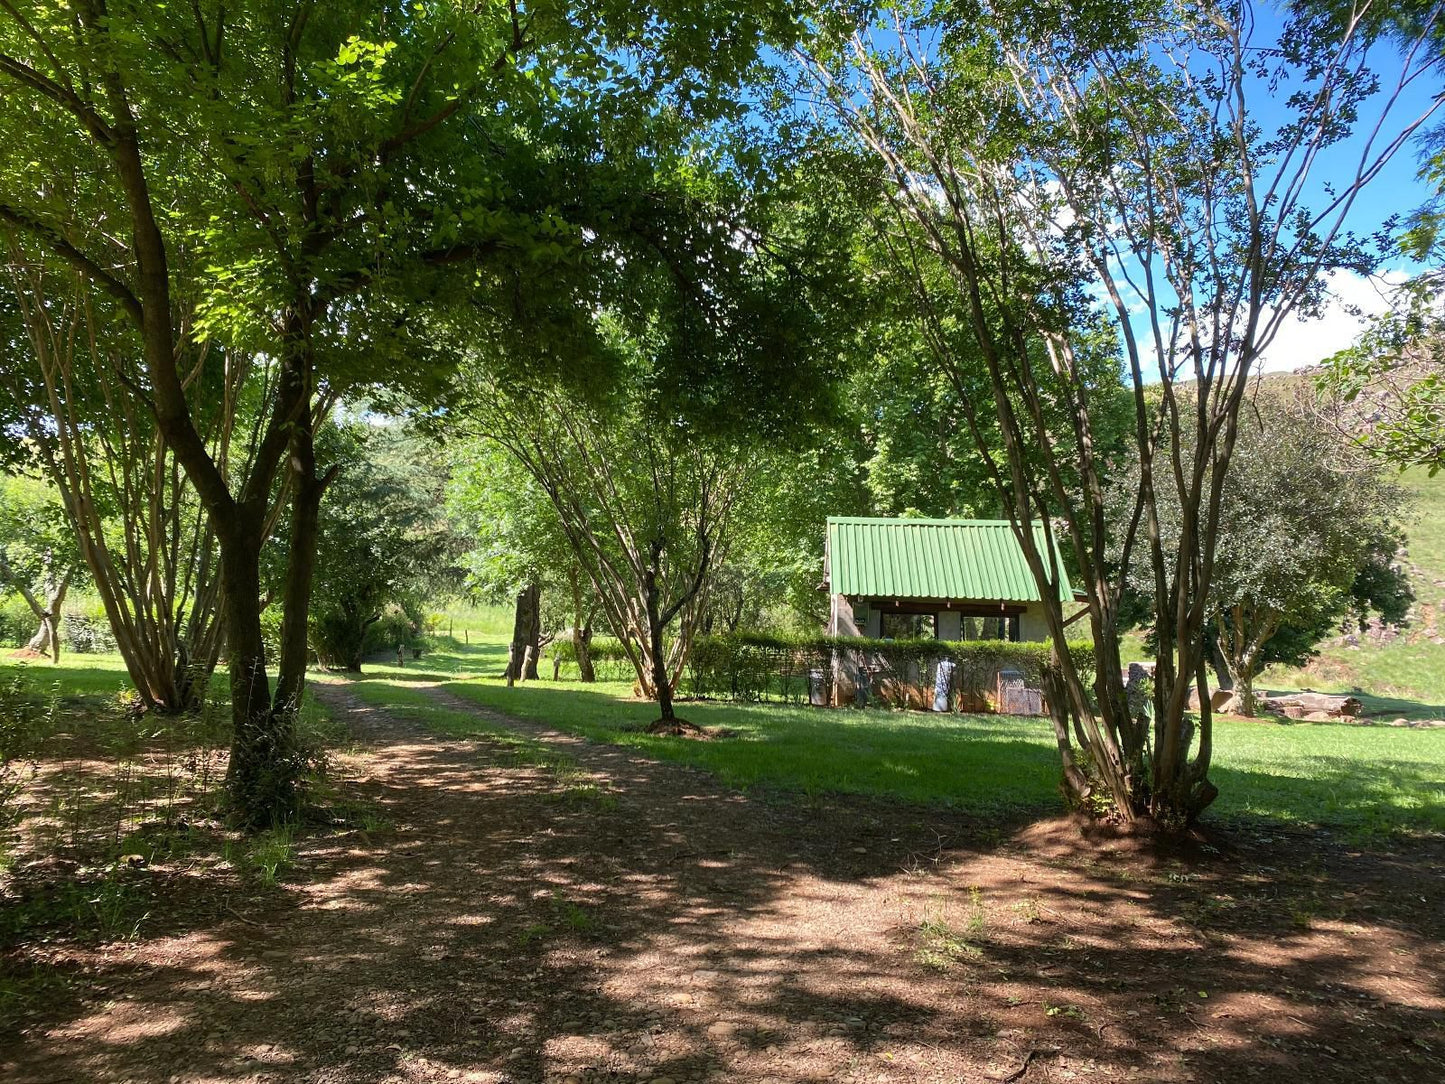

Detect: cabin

[823,517,1073,710]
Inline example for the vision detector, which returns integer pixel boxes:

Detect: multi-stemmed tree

[794,0,1443,825]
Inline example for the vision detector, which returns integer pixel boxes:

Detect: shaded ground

[3,680,1444,1083]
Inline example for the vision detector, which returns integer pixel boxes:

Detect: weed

[516,922,551,946]
[1011,897,1043,925]
[915,891,987,972]
[0,870,152,946]
[965,885,986,937]
[549,896,600,934]
[559,782,618,810]
[224,825,297,887]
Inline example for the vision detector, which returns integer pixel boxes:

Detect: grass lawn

[334,638,1445,838]
[10,638,1444,838]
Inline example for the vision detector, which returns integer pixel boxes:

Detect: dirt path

[4,680,1444,1083]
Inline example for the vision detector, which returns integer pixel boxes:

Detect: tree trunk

[575,621,595,683]
[1207,633,1234,692]
[644,566,675,722]
[24,570,70,663]
[272,348,327,716]
[218,531,290,826]
[1237,667,1257,718]
[506,583,541,683]
[26,613,57,661]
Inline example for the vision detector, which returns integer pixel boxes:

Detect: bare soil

[3,680,1443,1083]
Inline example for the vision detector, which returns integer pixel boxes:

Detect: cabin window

[961,614,1021,642]
[880,612,936,640]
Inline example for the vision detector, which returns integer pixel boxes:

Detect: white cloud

[1256,268,1410,373]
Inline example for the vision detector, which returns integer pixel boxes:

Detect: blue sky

[1240,7,1442,369]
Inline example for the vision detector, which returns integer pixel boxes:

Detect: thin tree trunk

[523,608,541,681]
[575,621,595,683]
[506,583,541,683]
[644,565,675,722]
[273,425,326,715]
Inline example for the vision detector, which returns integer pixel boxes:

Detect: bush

[62,608,117,654]
[683,632,1096,712]
[550,636,634,681]
[0,599,34,648]
[362,607,427,657]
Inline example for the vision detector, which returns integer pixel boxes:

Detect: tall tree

[454,146,860,724]
[793,0,1443,825]
[1,264,229,704]
[305,420,460,673]
[447,440,594,682]
[472,374,750,725]
[0,0,789,821]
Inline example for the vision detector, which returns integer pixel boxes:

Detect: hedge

[548,636,635,682]
[682,632,1096,711]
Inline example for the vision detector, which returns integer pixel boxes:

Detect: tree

[1317,266,1445,472]
[447,440,595,682]
[793,0,1442,825]
[0,475,81,661]
[1,262,230,704]
[474,377,750,726]
[0,0,791,821]
[306,421,459,673]
[454,140,860,724]
[1120,391,1412,714]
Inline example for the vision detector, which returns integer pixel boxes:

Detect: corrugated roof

[826,518,1072,603]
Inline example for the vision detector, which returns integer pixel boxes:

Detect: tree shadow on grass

[3,686,1443,1083]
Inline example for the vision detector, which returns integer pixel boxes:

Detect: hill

[1260,466,1445,720]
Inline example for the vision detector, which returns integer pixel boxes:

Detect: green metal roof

[826,518,1072,603]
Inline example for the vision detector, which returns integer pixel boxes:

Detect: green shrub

[61,609,117,654]
[683,631,1095,711]
[362,608,428,656]
[0,599,34,648]
[551,636,634,681]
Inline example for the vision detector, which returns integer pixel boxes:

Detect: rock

[706,1021,738,1038]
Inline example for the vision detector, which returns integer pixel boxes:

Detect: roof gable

[826,517,1072,603]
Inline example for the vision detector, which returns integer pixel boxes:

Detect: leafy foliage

[307,421,461,672]
[1118,389,1412,712]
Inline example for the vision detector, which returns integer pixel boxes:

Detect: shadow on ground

[2,682,1443,1084]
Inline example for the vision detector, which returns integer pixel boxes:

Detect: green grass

[426,602,516,643]
[13,638,1444,841]
[0,651,138,703]
[332,642,1445,837]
